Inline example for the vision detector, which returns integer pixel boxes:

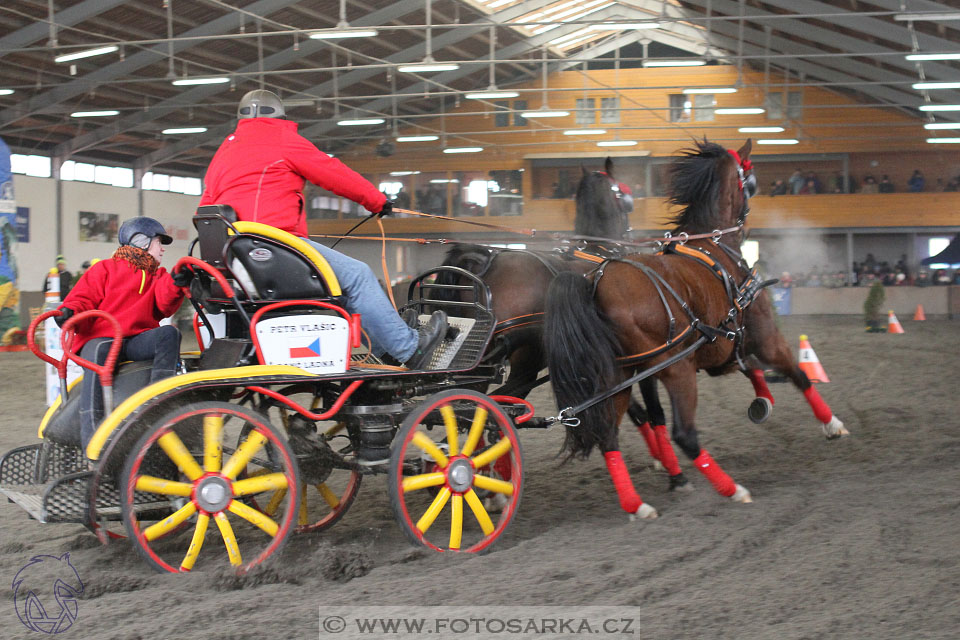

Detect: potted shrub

[863,282,885,332]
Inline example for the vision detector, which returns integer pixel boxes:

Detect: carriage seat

[41,361,154,447]
[193,205,342,304]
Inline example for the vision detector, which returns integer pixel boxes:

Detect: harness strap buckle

[548,408,581,428]
[677,231,689,246]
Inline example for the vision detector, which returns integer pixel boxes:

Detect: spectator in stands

[944,177,959,192]
[43,255,73,301]
[805,172,823,194]
[916,269,930,286]
[879,175,895,193]
[861,175,879,194]
[770,179,788,196]
[907,170,925,192]
[780,271,794,288]
[799,179,819,195]
[934,269,952,285]
[789,168,805,195]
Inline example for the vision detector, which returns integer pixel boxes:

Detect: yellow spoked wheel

[120,401,300,573]
[244,420,361,534]
[388,390,523,553]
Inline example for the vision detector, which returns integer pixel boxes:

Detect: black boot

[404,310,448,369]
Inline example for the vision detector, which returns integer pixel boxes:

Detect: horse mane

[666,139,735,233]
[574,171,612,236]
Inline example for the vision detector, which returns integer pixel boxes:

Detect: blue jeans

[79,325,181,450]
[307,240,418,361]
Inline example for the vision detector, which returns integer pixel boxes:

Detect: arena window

[9,154,52,178]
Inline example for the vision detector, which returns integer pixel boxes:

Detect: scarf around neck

[113,245,160,273]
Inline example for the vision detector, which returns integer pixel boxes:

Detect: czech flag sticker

[289,337,322,359]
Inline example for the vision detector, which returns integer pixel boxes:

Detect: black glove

[377,200,394,218]
[172,269,192,288]
[55,307,74,328]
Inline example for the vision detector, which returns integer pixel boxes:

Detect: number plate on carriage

[254,314,349,374]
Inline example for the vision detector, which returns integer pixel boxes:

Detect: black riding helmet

[118,216,172,247]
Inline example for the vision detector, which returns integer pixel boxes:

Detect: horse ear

[605,156,613,176]
[738,138,752,160]
[582,164,589,177]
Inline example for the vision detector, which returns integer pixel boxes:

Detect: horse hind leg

[660,364,751,503]
[756,335,848,439]
[606,392,658,520]
[627,399,664,471]
[636,378,690,491]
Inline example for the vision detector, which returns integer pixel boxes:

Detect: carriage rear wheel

[388,390,522,553]
[120,401,300,573]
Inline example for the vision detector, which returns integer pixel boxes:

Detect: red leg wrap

[803,385,833,424]
[747,369,775,404]
[636,422,661,462]
[493,454,512,482]
[693,450,736,497]
[652,425,683,476]
[603,451,642,514]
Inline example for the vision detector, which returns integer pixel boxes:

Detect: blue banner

[771,287,792,316]
[15,207,28,243]
[0,135,21,340]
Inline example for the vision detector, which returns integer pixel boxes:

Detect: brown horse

[543,139,848,519]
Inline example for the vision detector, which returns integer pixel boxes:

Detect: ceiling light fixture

[430,179,460,183]
[564,129,607,135]
[337,118,385,126]
[521,45,570,119]
[716,108,765,115]
[597,140,638,147]
[465,25,520,101]
[642,59,706,67]
[894,12,960,21]
[308,29,378,39]
[161,127,208,134]
[924,123,960,129]
[171,77,229,86]
[443,147,483,153]
[399,0,459,73]
[54,45,119,63]
[683,87,737,94]
[912,81,960,90]
[465,90,520,100]
[588,22,661,30]
[281,99,316,108]
[390,171,421,176]
[739,126,785,133]
[396,135,439,142]
[905,53,960,61]
[756,139,799,145]
[0,89,14,96]
[919,104,960,111]
[927,137,960,143]
[71,110,119,117]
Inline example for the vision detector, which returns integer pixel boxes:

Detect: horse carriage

[0,206,535,573]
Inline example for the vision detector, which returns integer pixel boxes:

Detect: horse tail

[544,271,622,460]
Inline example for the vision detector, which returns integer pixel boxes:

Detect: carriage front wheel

[388,390,523,553]
[120,401,301,573]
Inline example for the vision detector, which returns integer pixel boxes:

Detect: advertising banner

[0,136,23,344]
[771,286,792,316]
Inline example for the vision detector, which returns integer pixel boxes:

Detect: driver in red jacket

[199,90,446,369]
[57,217,187,450]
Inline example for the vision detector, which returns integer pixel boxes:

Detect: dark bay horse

[543,139,848,519]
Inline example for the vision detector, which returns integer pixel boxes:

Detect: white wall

[13,175,201,289]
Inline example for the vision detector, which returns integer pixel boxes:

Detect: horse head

[574,158,629,240]
[667,138,753,237]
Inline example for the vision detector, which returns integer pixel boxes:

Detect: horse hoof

[483,493,509,513]
[652,460,665,472]
[747,397,772,424]
[822,416,849,439]
[730,484,753,503]
[629,503,659,521]
[669,473,693,492]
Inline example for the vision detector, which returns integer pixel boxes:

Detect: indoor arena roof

[1,0,959,174]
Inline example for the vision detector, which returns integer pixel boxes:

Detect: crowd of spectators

[768,252,960,288]
[766,168,960,195]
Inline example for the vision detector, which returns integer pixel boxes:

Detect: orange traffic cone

[913,304,926,321]
[798,335,830,383]
[887,310,905,334]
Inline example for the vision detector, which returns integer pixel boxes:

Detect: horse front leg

[744,368,775,424]
[755,333,848,439]
[660,363,751,503]
[604,391,658,520]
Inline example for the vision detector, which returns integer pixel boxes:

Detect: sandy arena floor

[0,315,958,639]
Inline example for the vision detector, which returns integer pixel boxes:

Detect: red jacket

[199,118,387,237]
[59,256,184,350]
